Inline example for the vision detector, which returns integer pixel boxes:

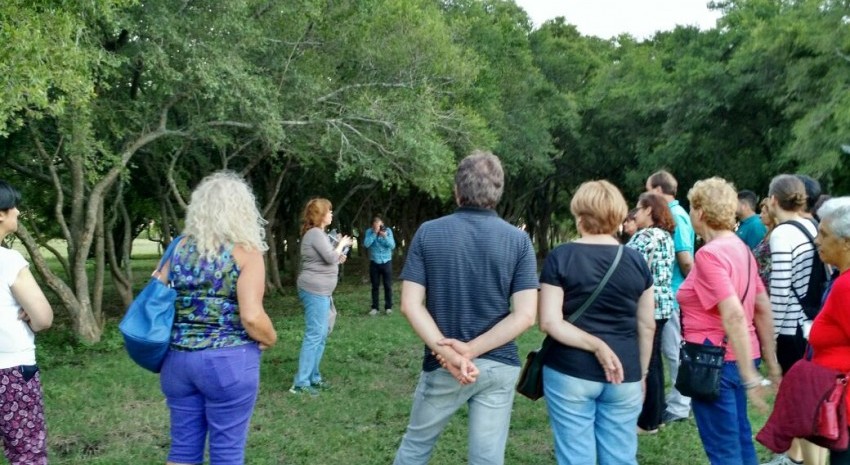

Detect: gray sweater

[296,227,341,296]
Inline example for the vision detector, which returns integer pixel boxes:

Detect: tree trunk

[15,225,103,342]
[93,201,105,324]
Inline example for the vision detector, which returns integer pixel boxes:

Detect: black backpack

[785,220,830,320]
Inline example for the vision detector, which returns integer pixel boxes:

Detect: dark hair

[372,215,382,224]
[638,192,676,234]
[813,194,832,221]
[647,170,677,196]
[769,174,806,212]
[455,150,504,209]
[625,208,639,222]
[737,190,759,211]
[0,180,21,211]
[795,174,822,212]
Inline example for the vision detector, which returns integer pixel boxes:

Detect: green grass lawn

[34,254,777,464]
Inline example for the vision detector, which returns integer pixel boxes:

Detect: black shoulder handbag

[674,254,752,401]
[517,245,624,401]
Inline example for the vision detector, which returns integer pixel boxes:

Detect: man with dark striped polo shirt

[393,151,538,465]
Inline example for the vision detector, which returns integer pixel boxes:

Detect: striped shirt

[769,219,818,336]
[400,207,539,372]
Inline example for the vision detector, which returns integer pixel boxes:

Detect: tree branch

[167,148,188,211]
[14,224,80,317]
[31,132,73,245]
[316,82,415,103]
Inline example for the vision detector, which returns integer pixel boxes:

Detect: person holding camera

[364,215,396,316]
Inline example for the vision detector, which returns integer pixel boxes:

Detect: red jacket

[811,272,850,424]
[756,359,848,452]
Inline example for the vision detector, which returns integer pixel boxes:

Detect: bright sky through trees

[515,0,723,39]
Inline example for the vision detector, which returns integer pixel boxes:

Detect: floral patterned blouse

[753,236,771,293]
[169,238,251,350]
[626,226,676,320]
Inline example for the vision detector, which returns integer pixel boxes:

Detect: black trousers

[776,325,808,374]
[833,439,850,465]
[638,318,668,430]
[369,261,393,310]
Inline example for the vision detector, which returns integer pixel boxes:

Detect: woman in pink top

[676,177,781,465]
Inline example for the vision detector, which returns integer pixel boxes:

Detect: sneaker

[385,308,393,315]
[660,410,688,426]
[369,308,379,316]
[311,380,331,391]
[637,426,658,435]
[761,454,800,465]
[289,385,319,397]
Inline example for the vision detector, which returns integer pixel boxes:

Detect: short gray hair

[817,197,850,240]
[454,150,504,209]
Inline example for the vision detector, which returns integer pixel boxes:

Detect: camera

[328,229,351,255]
[380,225,387,232]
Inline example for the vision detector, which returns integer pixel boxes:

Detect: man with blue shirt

[364,215,396,316]
[646,170,694,425]
[393,151,537,465]
[736,190,768,250]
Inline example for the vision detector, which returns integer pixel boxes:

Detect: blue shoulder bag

[119,236,183,373]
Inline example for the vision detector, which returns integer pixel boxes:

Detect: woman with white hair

[158,171,277,465]
[810,197,850,465]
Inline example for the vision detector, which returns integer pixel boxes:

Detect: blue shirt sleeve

[363,229,376,248]
[673,214,694,254]
[511,235,539,294]
[400,229,426,286]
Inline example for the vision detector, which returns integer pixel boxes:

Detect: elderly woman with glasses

[810,197,850,465]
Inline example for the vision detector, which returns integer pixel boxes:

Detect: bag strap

[541,245,624,352]
[568,245,624,324]
[783,219,816,244]
[783,219,828,314]
[153,235,184,279]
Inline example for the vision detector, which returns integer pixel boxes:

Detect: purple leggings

[160,343,261,465]
[0,366,47,465]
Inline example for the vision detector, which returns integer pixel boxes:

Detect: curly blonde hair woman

[158,171,277,465]
[677,177,779,465]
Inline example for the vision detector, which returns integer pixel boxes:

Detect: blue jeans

[160,343,261,465]
[691,361,759,465]
[543,365,643,465]
[394,359,520,465]
[293,288,331,387]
